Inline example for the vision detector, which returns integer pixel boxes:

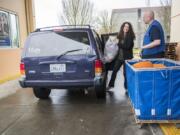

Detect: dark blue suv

[19,25,107,99]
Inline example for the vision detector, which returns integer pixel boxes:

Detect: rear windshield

[24,31,93,57]
[58,32,90,45]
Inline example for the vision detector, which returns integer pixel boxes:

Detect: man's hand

[142,39,161,49]
[139,50,143,58]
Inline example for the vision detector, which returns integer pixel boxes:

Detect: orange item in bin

[133,61,153,68]
[133,61,166,69]
[153,64,166,68]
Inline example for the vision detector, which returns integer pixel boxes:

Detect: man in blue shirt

[141,11,165,59]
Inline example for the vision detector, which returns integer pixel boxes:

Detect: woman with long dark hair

[108,22,135,91]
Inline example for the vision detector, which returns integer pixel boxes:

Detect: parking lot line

[160,124,180,135]
[0,74,21,84]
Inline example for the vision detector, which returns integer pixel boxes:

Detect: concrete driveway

[0,71,163,135]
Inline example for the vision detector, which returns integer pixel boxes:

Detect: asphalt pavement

[0,70,163,135]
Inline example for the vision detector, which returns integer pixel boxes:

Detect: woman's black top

[118,36,134,60]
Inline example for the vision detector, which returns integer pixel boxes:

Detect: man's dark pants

[141,52,165,59]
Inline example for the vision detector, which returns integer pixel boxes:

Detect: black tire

[33,88,51,99]
[95,78,107,99]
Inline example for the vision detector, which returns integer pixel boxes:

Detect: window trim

[92,30,103,53]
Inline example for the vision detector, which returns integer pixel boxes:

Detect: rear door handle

[65,61,75,64]
[39,61,57,65]
[39,60,75,65]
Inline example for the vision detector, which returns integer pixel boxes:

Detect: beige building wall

[0,49,21,81]
[170,0,180,60]
[0,0,34,82]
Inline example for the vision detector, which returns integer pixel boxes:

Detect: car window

[24,31,95,57]
[57,31,90,45]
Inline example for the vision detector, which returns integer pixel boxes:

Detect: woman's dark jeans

[108,60,127,89]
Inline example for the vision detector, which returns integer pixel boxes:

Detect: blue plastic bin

[125,59,180,120]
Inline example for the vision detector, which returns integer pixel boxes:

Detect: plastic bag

[104,36,119,63]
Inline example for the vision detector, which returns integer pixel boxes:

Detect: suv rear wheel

[33,88,51,99]
[95,78,106,99]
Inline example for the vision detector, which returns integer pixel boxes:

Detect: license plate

[50,64,66,73]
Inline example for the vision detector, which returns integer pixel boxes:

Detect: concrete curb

[0,78,21,99]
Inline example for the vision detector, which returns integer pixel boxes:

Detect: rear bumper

[19,76,105,89]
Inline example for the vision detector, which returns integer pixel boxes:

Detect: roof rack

[35,25,92,32]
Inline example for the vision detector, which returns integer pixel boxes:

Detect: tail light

[20,62,25,75]
[95,59,103,76]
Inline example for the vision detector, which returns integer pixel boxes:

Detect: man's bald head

[143,10,155,24]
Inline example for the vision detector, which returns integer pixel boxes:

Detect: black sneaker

[106,86,114,91]
[108,83,114,88]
